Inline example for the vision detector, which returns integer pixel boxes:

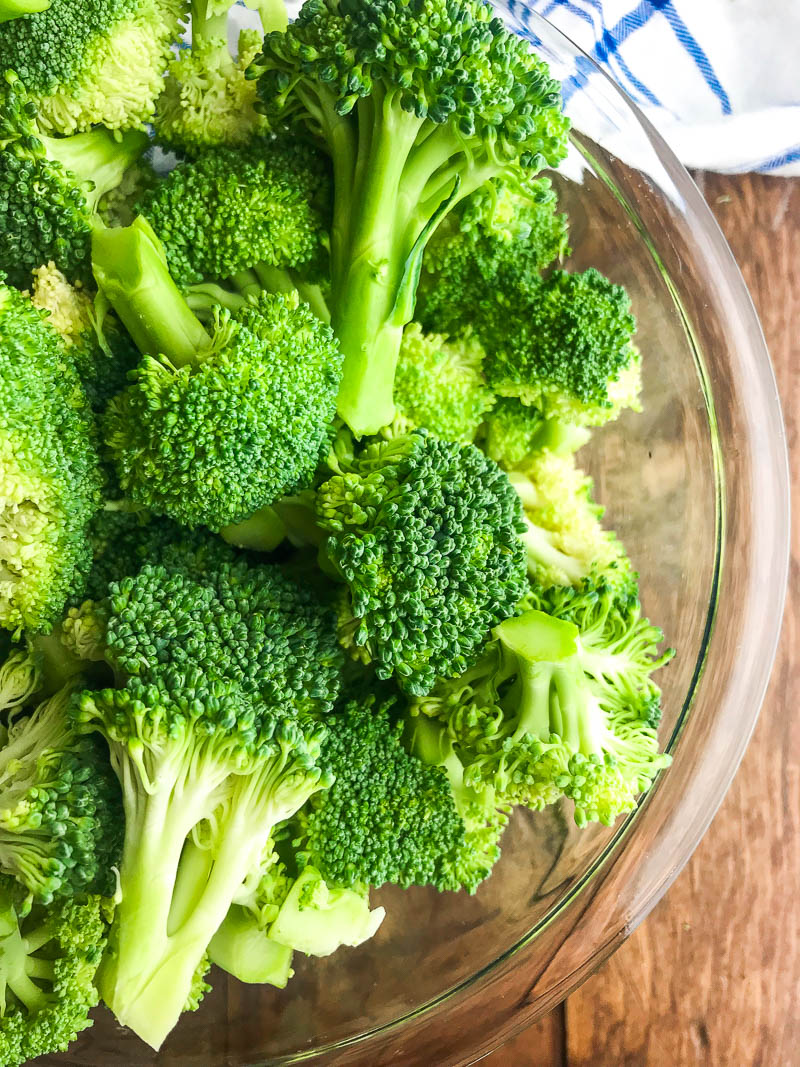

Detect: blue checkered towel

[511,0,800,176]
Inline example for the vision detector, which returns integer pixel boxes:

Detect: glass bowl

[48,7,789,1065]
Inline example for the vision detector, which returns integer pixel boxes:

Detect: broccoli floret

[28,264,139,411]
[296,694,499,893]
[74,671,331,1049]
[0,73,148,287]
[0,282,102,636]
[92,217,343,529]
[0,685,122,902]
[0,1,50,22]
[137,137,331,290]
[389,324,495,444]
[481,268,641,426]
[480,399,591,470]
[0,0,184,134]
[155,0,274,156]
[508,451,628,589]
[416,177,569,339]
[0,875,109,1066]
[251,0,569,434]
[66,550,344,711]
[0,644,41,716]
[413,608,671,826]
[316,431,528,695]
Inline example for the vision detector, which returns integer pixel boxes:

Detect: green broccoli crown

[28,264,140,411]
[416,177,570,339]
[480,399,590,470]
[525,572,674,728]
[0,686,123,902]
[413,609,671,825]
[155,0,270,157]
[0,0,184,134]
[76,552,344,714]
[509,451,629,588]
[316,430,528,696]
[482,268,641,426]
[0,73,148,286]
[0,874,108,1067]
[391,323,495,444]
[0,282,102,635]
[138,138,332,288]
[255,0,568,169]
[103,290,344,529]
[297,694,494,892]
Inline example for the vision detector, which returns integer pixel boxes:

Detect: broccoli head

[0,282,102,635]
[0,73,148,287]
[482,268,641,426]
[0,874,109,1066]
[390,324,495,444]
[252,0,569,434]
[413,608,671,825]
[0,0,184,134]
[296,693,501,893]
[416,177,570,339]
[93,217,343,529]
[155,0,273,156]
[0,685,122,902]
[138,137,331,289]
[316,431,528,695]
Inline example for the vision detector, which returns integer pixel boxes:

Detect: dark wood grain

[487,173,800,1067]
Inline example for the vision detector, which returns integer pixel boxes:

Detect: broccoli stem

[220,505,286,551]
[190,0,229,42]
[249,0,288,33]
[91,218,211,367]
[42,129,149,214]
[0,0,51,22]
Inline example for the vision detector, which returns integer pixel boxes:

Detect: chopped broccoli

[156,0,273,156]
[0,685,122,902]
[209,906,294,985]
[75,672,331,1049]
[481,399,591,470]
[0,282,102,635]
[0,875,109,1067]
[413,608,671,825]
[137,137,331,290]
[28,264,139,411]
[389,324,495,444]
[481,268,641,426]
[416,177,569,339]
[92,217,343,529]
[509,451,628,589]
[0,73,148,287]
[252,0,569,434]
[0,0,184,134]
[316,431,528,695]
[296,693,500,893]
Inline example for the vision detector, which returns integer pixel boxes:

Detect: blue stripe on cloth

[649,0,732,115]
[752,144,800,172]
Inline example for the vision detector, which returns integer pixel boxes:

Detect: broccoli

[296,693,501,893]
[315,431,528,695]
[481,268,642,426]
[0,0,49,22]
[137,137,331,293]
[74,672,331,1049]
[92,217,343,529]
[412,608,671,826]
[0,282,102,636]
[416,177,569,339]
[155,0,276,157]
[509,451,628,589]
[0,685,122,902]
[0,73,148,287]
[28,264,139,411]
[251,0,570,434]
[389,324,495,444]
[480,399,591,470]
[0,874,109,1067]
[0,0,184,134]
[0,644,41,716]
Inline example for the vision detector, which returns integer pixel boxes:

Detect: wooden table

[486,173,800,1066]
